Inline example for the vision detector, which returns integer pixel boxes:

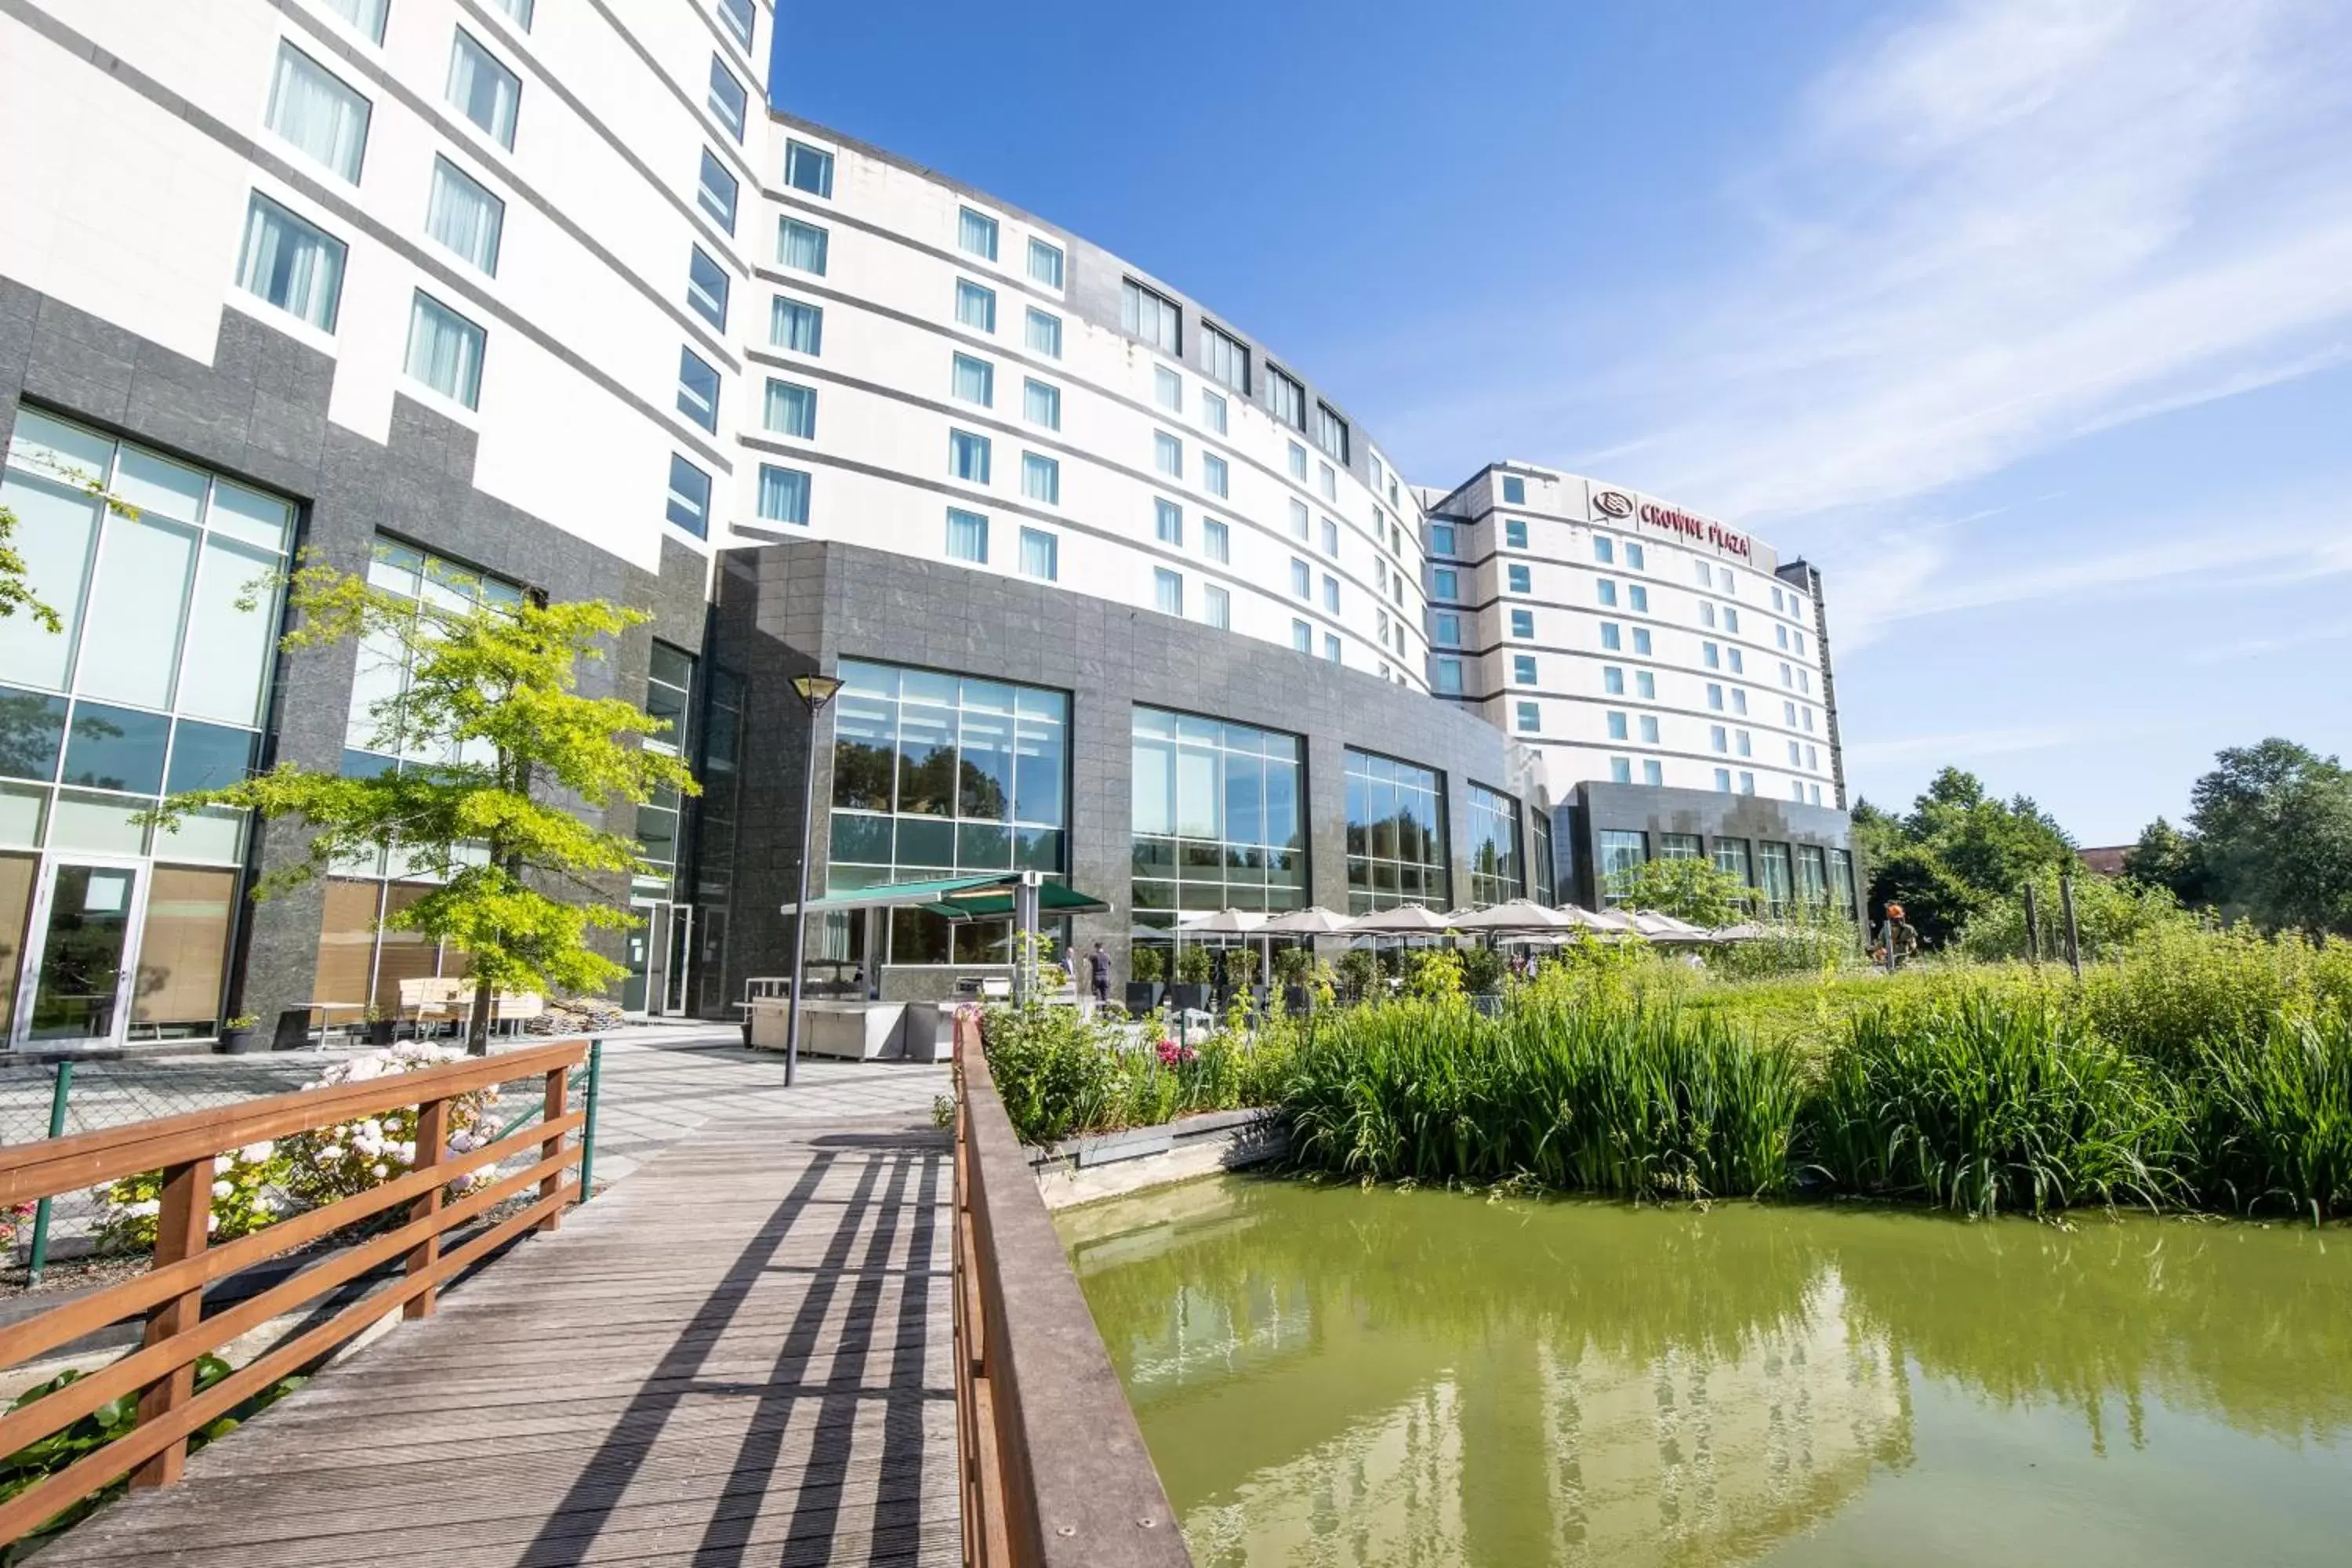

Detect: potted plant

[1460,943,1507,996]
[1336,948,1379,1002]
[1226,946,1264,1015]
[216,1014,261,1055]
[1169,943,1213,1015]
[1272,946,1314,1015]
[1126,945,1166,1014]
[364,1004,398,1048]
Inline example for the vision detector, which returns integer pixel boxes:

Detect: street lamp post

[785,672,844,1087]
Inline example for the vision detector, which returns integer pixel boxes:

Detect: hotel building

[0,0,1854,1045]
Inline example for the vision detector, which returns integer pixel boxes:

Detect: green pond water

[1058,1177,2352,1567]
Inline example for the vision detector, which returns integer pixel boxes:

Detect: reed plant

[2190,1012,2352,1219]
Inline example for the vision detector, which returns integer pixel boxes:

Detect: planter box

[1283,985,1312,1016]
[1167,983,1210,1016]
[1030,1108,1290,1210]
[1123,982,1163,1014]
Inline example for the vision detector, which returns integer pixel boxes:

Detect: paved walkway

[34,1037,960,1567]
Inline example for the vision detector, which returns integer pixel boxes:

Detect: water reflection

[1061,1179,2352,1567]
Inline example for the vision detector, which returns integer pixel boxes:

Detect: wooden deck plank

[33,1118,960,1568]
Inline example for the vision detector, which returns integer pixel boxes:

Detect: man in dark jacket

[1087,941,1112,1006]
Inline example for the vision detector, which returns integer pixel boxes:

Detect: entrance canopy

[779,872,1109,923]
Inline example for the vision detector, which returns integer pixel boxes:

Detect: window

[1293,620,1312,652]
[1704,641,1720,668]
[946,507,988,563]
[1703,603,1718,628]
[779,216,828,274]
[1287,442,1308,482]
[1727,647,1744,673]
[1290,559,1311,599]
[1425,612,1457,644]
[1154,568,1183,615]
[1603,666,1624,695]
[958,206,999,260]
[1203,453,1229,498]
[1027,236,1064,288]
[1740,771,1756,795]
[757,463,810,524]
[1595,536,1615,564]
[1122,278,1181,353]
[948,430,991,484]
[675,347,718,431]
[953,278,996,333]
[1203,517,1229,562]
[1433,568,1459,601]
[1019,528,1058,581]
[235,194,345,331]
[1808,743,1820,770]
[1322,574,1340,613]
[267,45,371,183]
[717,0,755,50]
[1501,475,1526,505]
[707,56,746,138]
[1153,431,1182,479]
[1318,463,1337,502]
[1610,757,1632,784]
[1289,499,1310,539]
[1510,609,1534,638]
[1629,585,1649,613]
[1780,662,1794,688]
[1316,403,1349,462]
[1711,725,1728,753]
[1788,739,1803,766]
[666,454,710,537]
[1148,365,1181,412]
[1633,629,1652,655]
[1784,699,1799,725]
[784,139,834,196]
[1202,390,1228,434]
[405,292,485,408]
[1022,452,1059,504]
[1507,564,1531,593]
[1803,707,1816,732]
[1643,760,1664,786]
[325,0,388,42]
[1324,634,1341,663]
[1512,655,1536,685]
[1777,623,1790,650]
[1600,623,1621,651]
[952,354,994,406]
[492,0,534,26]
[1635,670,1654,699]
[1697,561,1714,586]
[1023,379,1060,429]
[686,246,729,329]
[1737,731,1752,757]
[770,296,822,354]
[1131,707,1306,927]
[1203,322,1250,393]
[1707,682,1724,710]
[1267,365,1306,430]
[1508,701,1537,734]
[426,157,503,274]
[447,30,520,150]
[1431,522,1457,555]
[1321,518,1340,557]
[1025,307,1061,357]
[1154,499,1182,546]
[1598,579,1618,607]
[1607,712,1629,741]
[1733,689,1748,714]
[1204,584,1231,628]
[1627,543,1646,571]
[763,378,816,437]
[1504,519,1527,549]
[1720,567,1735,591]
[1716,768,1733,792]
[698,150,738,232]
[1639,715,1661,744]
[1436,658,1464,695]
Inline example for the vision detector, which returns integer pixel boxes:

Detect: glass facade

[1713,837,1752,891]
[1463,783,1523,908]
[828,660,1068,964]
[343,537,524,775]
[1597,829,1647,902]
[1758,841,1795,914]
[0,409,289,1042]
[1344,750,1448,913]
[1659,833,1704,860]
[1530,811,1557,906]
[1831,848,1857,919]
[1131,709,1305,933]
[634,643,695,901]
[1795,844,1829,909]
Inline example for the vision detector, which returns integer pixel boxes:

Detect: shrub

[2190,1013,2352,1218]
[979,1000,1296,1145]
[1457,944,1508,993]
[1130,945,1165,984]
[1958,869,2196,963]
[1403,949,1465,999]
[1802,991,2187,1216]
[278,1043,505,1213]
[1174,944,1213,985]
[1335,949,1380,1000]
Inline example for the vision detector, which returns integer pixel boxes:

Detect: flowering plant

[96,1139,288,1251]
[1156,1038,1197,1067]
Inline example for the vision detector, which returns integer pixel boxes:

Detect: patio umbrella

[1258,906,1354,935]
[1556,905,1641,935]
[1629,910,1715,944]
[1176,909,1269,935]
[1347,905,1461,935]
[1710,921,1769,942]
[1448,899,1581,933]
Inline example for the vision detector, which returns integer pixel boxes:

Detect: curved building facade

[0,0,1851,1040]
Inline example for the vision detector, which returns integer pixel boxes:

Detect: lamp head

[791,673,845,710]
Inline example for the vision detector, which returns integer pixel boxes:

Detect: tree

[1849,768,2078,946]
[150,562,698,1051]
[2169,739,2352,936]
[1607,855,1754,927]
[2121,815,2205,906]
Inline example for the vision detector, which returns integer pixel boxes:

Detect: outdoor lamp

[783,671,844,1086]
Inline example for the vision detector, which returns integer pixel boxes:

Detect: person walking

[1088,939,1112,1009]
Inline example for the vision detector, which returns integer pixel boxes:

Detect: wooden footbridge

[0,1031,1189,1567]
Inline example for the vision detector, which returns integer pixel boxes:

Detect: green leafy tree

[1851,768,2078,946]
[148,562,698,1051]
[1607,855,1754,927]
[2175,739,2352,936]
[2122,815,2206,906]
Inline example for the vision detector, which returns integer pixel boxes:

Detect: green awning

[780,872,1109,920]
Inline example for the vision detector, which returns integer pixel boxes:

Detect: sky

[770,0,2352,846]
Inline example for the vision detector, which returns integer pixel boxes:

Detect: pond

[1059,1176,2352,1567]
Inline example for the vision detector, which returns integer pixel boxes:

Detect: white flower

[206,1212,220,1232]
[371,1163,389,1179]
[318,1145,343,1163]
[396,1142,416,1163]
[239,1141,275,1163]
[345,1058,383,1082]
[361,1120,384,1141]
[125,1199,161,1218]
[211,1179,234,1200]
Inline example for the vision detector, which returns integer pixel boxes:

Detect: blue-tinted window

[666,453,711,536]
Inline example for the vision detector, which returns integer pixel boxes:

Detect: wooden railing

[951,1011,1192,1568]
[0,1038,593,1547]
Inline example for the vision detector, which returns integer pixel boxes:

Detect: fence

[950,1009,1191,1568]
[0,1038,598,1550]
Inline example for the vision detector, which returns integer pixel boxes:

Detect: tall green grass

[2192,1014,2352,1220]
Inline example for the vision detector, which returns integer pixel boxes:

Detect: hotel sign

[1592,488,1756,564]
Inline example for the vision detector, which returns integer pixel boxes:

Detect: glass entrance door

[13,860,143,1047]
[656,904,695,1015]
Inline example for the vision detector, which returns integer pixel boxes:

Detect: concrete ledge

[1029,1108,1288,1210]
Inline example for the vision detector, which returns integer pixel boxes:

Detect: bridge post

[538,1062,572,1231]
[405,1095,453,1319]
[130,1156,214,1489]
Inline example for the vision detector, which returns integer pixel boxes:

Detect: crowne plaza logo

[1592,489,1634,519]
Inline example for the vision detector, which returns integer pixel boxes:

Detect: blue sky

[772,0,2352,845]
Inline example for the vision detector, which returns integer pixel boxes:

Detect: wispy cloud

[2189,618,2352,665]
[1845,719,2164,770]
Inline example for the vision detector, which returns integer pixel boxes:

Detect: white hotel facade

[0,0,1853,1046]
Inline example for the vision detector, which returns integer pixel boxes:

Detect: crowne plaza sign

[1591,488,1755,562]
